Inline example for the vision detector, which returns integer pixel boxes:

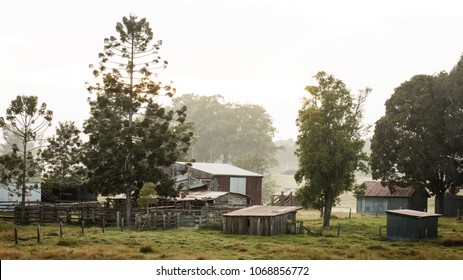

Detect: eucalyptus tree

[40,121,86,201]
[0,95,53,224]
[295,72,369,227]
[371,56,463,213]
[84,15,193,225]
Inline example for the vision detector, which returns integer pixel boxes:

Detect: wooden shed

[385,209,441,241]
[443,195,463,217]
[222,205,303,236]
[356,181,429,214]
[177,162,263,205]
[174,191,251,208]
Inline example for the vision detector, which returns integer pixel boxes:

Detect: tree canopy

[171,93,279,167]
[295,72,369,227]
[0,95,53,224]
[83,15,193,225]
[371,55,463,213]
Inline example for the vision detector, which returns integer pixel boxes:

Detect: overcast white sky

[1,0,463,141]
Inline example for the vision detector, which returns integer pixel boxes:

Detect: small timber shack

[222,205,303,236]
[385,209,441,241]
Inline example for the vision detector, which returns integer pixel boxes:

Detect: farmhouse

[176,162,263,205]
[356,181,429,214]
[222,205,303,235]
[0,183,41,202]
[386,209,441,241]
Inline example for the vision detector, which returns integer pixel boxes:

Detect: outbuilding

[443,195,463,217]
[222,205,303,236]
[356,181,429,214]
[176,162,263,205]
[385,209,441,241]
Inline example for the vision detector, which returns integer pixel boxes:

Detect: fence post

[337,223,341,237]
[379,225,383,241]
[39,205,44,225]
[102,219,105,233]
[135,214,139,229]
[59,221,63,238]
[81,221,85,236]
[349,208,352,219]
[199,217,202,228]
[37,224,41,243]
[14,227,18,245]
[163,213,166,229]
[91,209,95,224]
[177,212,181,227]
[116,211,120,228]
[121,218,125,231]
[457,209,461,220]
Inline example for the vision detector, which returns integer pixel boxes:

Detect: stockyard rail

[6,202,236,229]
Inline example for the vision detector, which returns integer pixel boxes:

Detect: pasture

[1,209,462,260]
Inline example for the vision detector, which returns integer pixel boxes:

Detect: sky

[1,0,463,141]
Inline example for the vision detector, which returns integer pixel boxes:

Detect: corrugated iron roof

[386,209,441,218]
[223,205,303,217]
[176,191,233,201]
[184,162,263,177]
[363,181,417,197]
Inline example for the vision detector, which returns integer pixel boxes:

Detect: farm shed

[176,162,263,205]
[443,195,463,217]
[385,209,441,241]
[222,205,303,236]
[356,181,429,214]
[175,191,251,208]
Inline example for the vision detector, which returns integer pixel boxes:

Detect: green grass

[1,210,463,260]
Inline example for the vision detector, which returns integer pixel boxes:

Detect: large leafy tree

[295,72,369,227]
[83,15,193,225]
[0,95,53,224]
[171,93,279,165]
[40,121,86,201]
[371,56,463,214]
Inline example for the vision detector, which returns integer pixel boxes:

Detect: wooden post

[337,223,341,237]
[59,221,63,238]
[299,221,304,234]
[457,209,461,220]
[121,218,124,231]
[349,208,352,219]
[116,211,120,228]
[135,214,139,229]
[39,205,43,225]
[102,219,105,233]
[199,217,202,228]
[14,227,18,245]
[379,225,383,241]
[177,212,180,227]
[37,224,41,243]
[91,209,95,224]
[163,213,166,229]
[81,221,85,236]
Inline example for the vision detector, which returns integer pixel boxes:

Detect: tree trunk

[434,192,444,214]
[126,187,132,226]
[323,198,332,227]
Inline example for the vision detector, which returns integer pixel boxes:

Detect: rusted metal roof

[386,209,441,218]
[176,191,251,201]
[223,205,303,217]
[363,181,417,197]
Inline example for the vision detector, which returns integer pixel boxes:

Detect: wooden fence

[8,202,236,229]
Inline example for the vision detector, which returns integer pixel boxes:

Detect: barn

[176,162,263,205]
[386,209,441,241]
[222,205,303,235]
[356,181,429,214]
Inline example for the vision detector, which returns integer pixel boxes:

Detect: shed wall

[443,196,463,217]
[386,214,439,241]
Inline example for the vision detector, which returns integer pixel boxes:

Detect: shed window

[230,177,246,195]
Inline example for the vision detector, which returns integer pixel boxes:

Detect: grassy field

[1,209,463,260]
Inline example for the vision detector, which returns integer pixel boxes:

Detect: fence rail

[6,202,237,229]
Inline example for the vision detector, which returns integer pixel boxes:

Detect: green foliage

[371,55,463,214]
[295,72,369,227]
[171,94,279,166]
[83,15,193,225]
[41,122,87,201]
[0,95,53,224]
[138,182,157,208]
